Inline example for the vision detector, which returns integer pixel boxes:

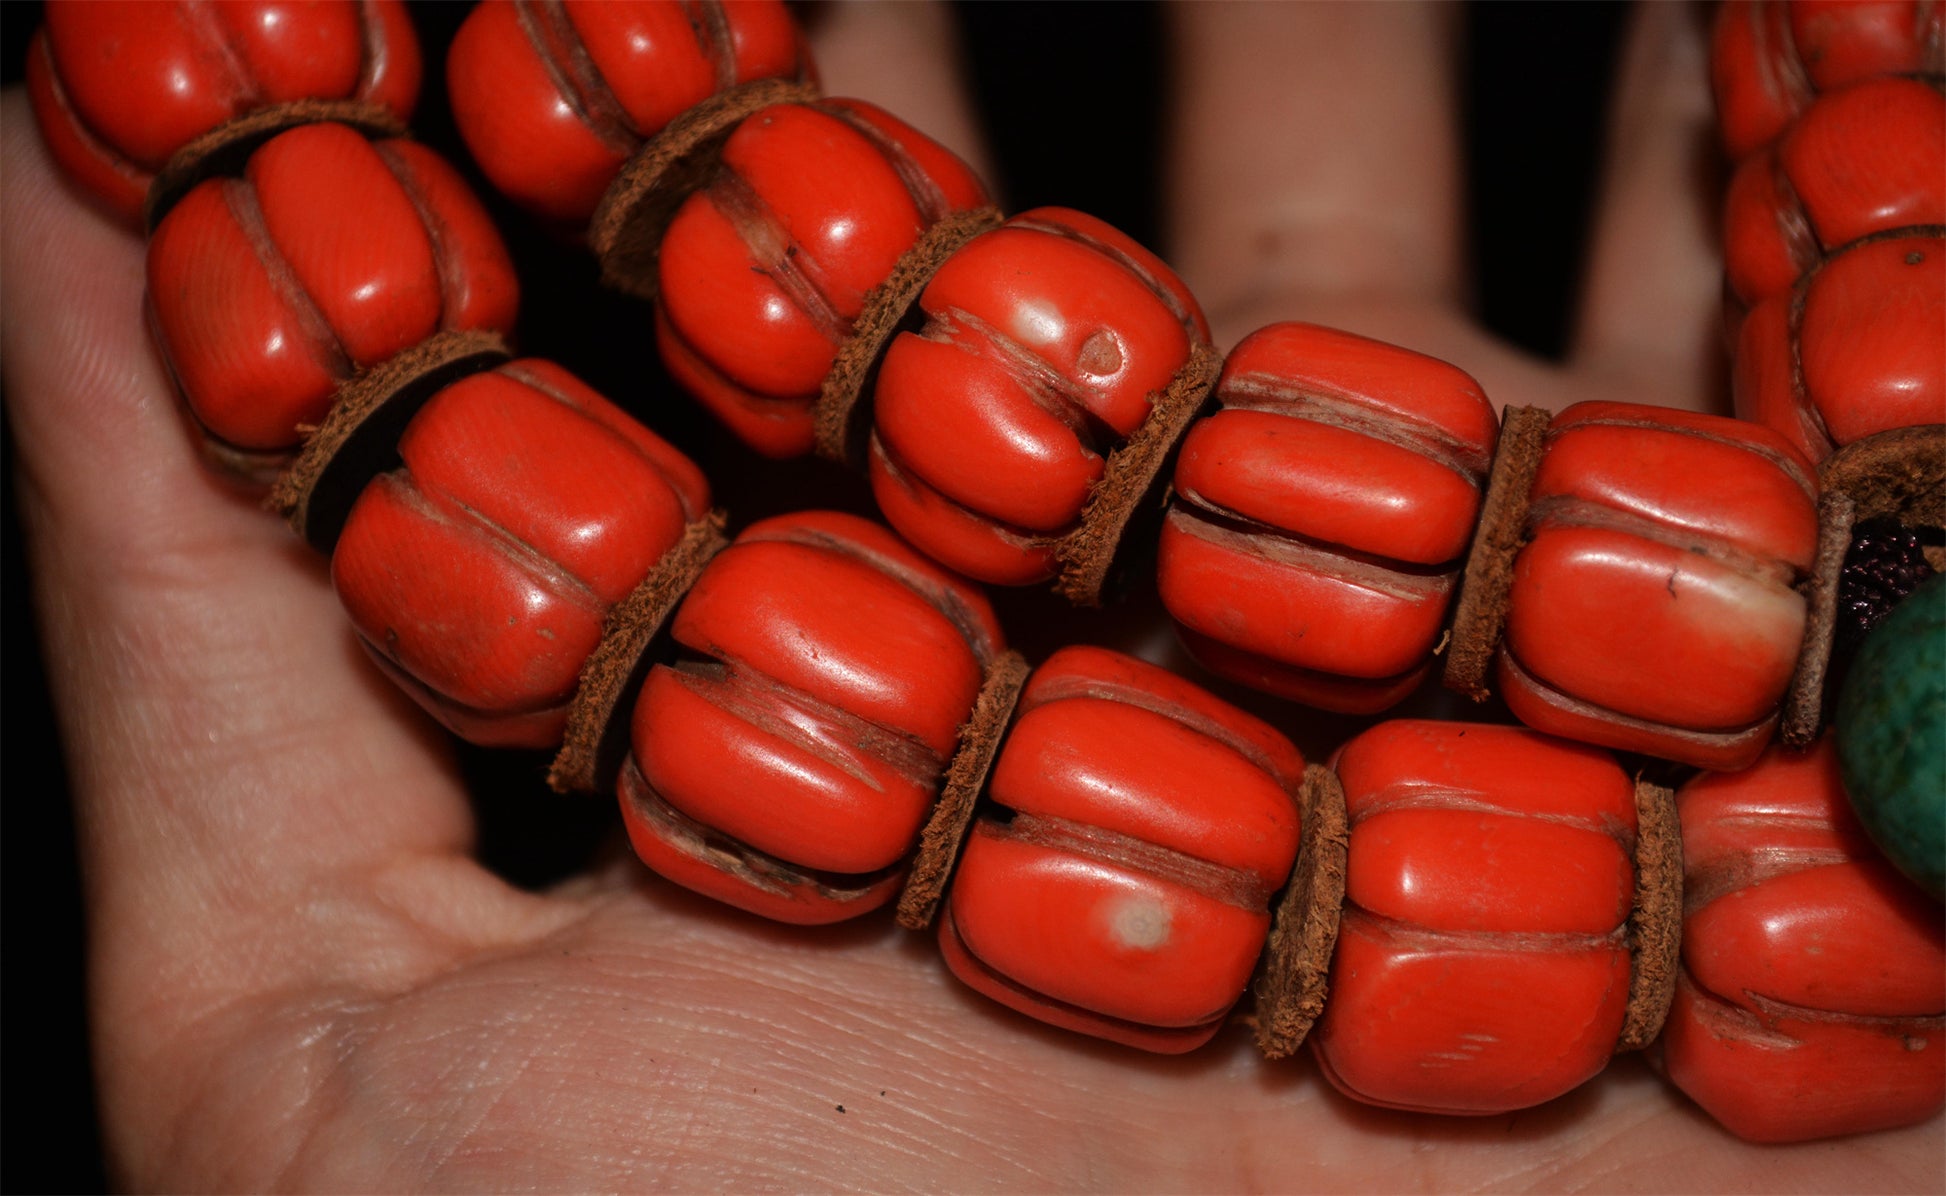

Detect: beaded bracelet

[22,0,1945,1149]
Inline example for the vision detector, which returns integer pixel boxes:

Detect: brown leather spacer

[813,206,1005,468]
[145,100,407,232]
[1054,341,1222,608]
[895,650,1031,930]
[1252,764,1349,1060]
[1782,490,1856,747]
[1818,423,1946,534]
[268,329,511,551]
[1443,404,1551,701]
[589,77,821,301]
[548,514,730,795]
[1617,778,1682,1052]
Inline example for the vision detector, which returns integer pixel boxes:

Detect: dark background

[1,2,1632,1188]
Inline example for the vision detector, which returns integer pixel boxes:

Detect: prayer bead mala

[25,0,1945,1146]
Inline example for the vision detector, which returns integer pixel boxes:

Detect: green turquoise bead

[1837,571,1946,901]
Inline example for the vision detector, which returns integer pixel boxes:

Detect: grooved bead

[1157,323,1497,713]
[1311,721,1637,1116]
[1660,737,1946,1143]
[621,511,1004,925]
[27,0,420,223]
[656,99,989,458]
[939,646,1302,1053]
[447,0,809,225]
[1497,403,1819,770]
[146,123,518,457]
[868,207,1209,584]
[332,360,709,747]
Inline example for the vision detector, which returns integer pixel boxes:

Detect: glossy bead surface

[1498,402,1819,769]
[1158,323,1497,713]
[657,99,989,458]
[1711,0,1944,162]
[939,646,1302,1052]
[1734,233,1946,462]
[27,0,420,223]
[1723,78,1946,308]
[869,207,1209,584]
[1311,721,1638,1115]
[1838,573,1946,899]
[1662,737,1946,1142]
[332,360,709,747]
[621,511,1004,925]
[447,0,808,226]
[146,122,518,458]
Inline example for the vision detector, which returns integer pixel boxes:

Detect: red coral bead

[1711,0,1943,162]
[1723,78,1946,308]
[656,99,989,458]
[146,123,519,457]
[1734,233,1946,462]
[1496,403,1819,770]
[1660,737,1946,1142]
[447,0,809,226]
[332,360,708,747]
[27,0,420,223]
[939,646,1302,1053]
[620,511,1004,925]
[1157,323,1497,713]
[868,207,1209,584]
[1310,721,1638,1115]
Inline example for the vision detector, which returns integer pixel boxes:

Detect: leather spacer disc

[1252,764,1350,1060]
[268,329,511,552]
[145,100,406,232]
[895,650,1030,930]
[589,77,820,300]
[1053,341,1222,608]
[1617,778,1682,1052]
[813,206,1005,468]
[548,514,730,795]
[1444,404,1551,701]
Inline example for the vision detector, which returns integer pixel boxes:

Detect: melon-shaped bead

[26,0,421,223]
[146,123,518,464]
[1311,721,1639,1115]
[620,512,1004,925]
[446,0,809,226]
[1661,737,1946,1142]
[1497,403,1819,770]
[1838,572,1946,899]
[1711,0,1943,162]
[1157,323,1496,714]
[657,99,989,458]
[332,360,709,748]
[869,208,1209,584]
[939,646,1302,1053]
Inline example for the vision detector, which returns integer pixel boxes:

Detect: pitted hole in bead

[1106,893,1173,951]
[1076,329,1124,378]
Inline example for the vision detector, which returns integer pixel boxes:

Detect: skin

[3,1,1940,1188]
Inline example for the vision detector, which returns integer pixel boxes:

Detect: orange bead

[146,123,518,458]
[1499,403,1819,770]
[1311,721,1637,1115]
[1661,738,1946,1142]
[27,0,420,223]
[332,361,708,748]
[1158,323,1497,713]
[621,512,1004,924]
[447,0,809,226]
[657,99,989,458]
[939,646,1302,1053]
[1711,0,1942,162]
[869,208,1209,583]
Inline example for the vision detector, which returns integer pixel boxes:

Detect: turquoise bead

[1837,571,1946,901]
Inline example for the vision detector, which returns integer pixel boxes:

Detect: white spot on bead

[1106,895,1172,951]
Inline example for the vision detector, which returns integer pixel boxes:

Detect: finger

[1164,1,1467,347]
[804,0,994,184]
[1570,3,1725,411]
